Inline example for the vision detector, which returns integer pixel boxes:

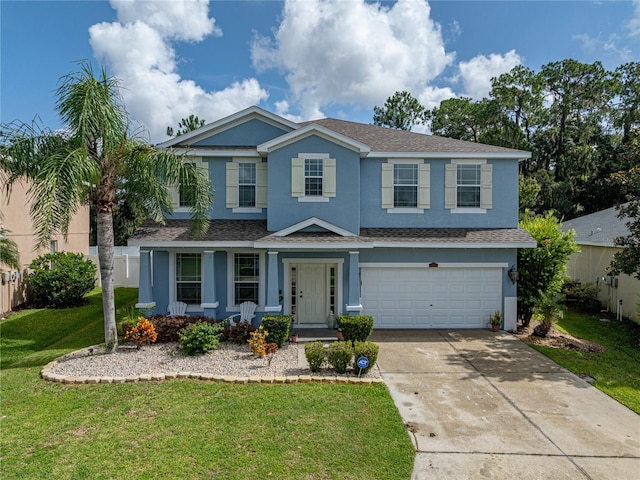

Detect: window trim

[226,250,266,312]
[383,159,429,213]
[446,159,490,214]
[227,158,267,212]
[292,153,336,202]
[236,161,258,210]
[393,163,419,208]
[173,157,208,213]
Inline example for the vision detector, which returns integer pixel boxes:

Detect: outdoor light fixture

[508,265,519,284]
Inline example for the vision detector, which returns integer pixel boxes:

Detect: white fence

[86,246,139,288]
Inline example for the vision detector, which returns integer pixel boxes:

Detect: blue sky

[2,0,639,142]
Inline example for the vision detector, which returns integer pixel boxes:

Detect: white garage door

[361,267,502,328]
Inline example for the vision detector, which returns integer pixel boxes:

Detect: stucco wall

[1,181,89,313]
[566,245,639,323]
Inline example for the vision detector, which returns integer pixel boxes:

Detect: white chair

[168,301,188,317]
[227,301,257,326]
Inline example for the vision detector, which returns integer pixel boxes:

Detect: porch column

[265,251,282,313]
[201,250,219,318]
[135,249,155,312]
[346,251,363,314]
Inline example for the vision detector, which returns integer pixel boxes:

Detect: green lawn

[530,309,640,414]
[0,289,414,480]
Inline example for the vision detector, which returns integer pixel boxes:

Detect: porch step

[294,328,338,343]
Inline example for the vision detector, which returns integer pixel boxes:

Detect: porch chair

[227,301,257,326]
[167,301,188,317]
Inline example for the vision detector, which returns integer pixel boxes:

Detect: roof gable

[271,217,357,237]
[257,124,370,157]
[158,106,299,148]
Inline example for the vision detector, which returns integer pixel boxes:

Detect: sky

[1,0,639,143]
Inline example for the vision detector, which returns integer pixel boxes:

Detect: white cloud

[90,0,268,141]
[251,0,454,119]
[628,0,640,37]
[458,50,522,100]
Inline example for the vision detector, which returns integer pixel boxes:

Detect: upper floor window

[445,160,492,212]
[393,164,418,207]
[238,162,256,207]
[291,155,336,202]
[456,164,481,208]
[176,253,201,305]
[381,160,430,212]
[226,159,267,212]
[304,159,324,197]
[179,184,194,207]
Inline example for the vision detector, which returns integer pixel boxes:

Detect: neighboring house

[0,180,89,314]
[563,206,639,323]
[129,107,535,330]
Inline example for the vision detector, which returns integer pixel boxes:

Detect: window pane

[304,159,323,177]
[394,164,418,184]
[305,177,323,196]
[457,186,480,207]
[235,254,259,282]
[177,254,201,281]
[238,185,256,207]
[457,164,480,185]
[177,283,201,304]
[235,283,259,304]
[394,186,418,207]
[238,163,256,184]
[179,184,195,207]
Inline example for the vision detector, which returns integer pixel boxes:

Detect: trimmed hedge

[336,314,374,343]
[327,341,353,374]
[260,314,292,348]
[179,321,224,356]
[353,341,379,374]
[304,341,326,372]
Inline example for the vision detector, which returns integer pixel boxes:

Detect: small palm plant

[533,293,564,337]
[0,213,20,271]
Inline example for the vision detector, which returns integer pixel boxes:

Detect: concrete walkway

[370,330,640,480]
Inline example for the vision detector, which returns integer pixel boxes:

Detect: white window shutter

[226,162,238,208]
[256,162,268,208]
[381,163,393,208]
[169,185,180,208]
[291,158,304,197]
[445,164,457,209]
[324,158,336,197]
[418,163,430,209]
[480,164,493,209]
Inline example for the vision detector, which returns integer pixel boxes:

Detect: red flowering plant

[124,317,158,349]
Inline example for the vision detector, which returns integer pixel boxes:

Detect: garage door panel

[361,267,502,329]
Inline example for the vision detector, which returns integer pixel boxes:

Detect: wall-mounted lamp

[508,265,519,284]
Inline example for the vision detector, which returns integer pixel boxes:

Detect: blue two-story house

[129,106,535,330]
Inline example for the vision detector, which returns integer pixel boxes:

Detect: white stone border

[40,346,385,386]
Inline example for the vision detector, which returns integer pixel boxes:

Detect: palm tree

[0,212,20,270]
[0,63,213,352]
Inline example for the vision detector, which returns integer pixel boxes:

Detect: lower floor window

[176,253,201,304]
[234,253,259,305]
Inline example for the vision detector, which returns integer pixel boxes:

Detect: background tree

[517,211,579,326]
[0,212,20,270]
[166,114,206,137]
[373,91,426,130]
[0,64,213,352]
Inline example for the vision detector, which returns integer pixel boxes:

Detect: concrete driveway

[370,330,640,480]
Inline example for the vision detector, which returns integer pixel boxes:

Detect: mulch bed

[514,319,606,353]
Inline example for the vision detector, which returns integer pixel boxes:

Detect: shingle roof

[128,220,535,247]
[299,118,530,156]
[563,205,630,247]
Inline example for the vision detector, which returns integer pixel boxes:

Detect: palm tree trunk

[97,210,117,352]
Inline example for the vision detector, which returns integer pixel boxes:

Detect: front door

[297,264,327,324]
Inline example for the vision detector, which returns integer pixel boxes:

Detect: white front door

[297,264,327,324]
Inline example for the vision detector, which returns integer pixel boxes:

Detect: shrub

[178,321,223,355]
[336,315,374,343]
[260,314,292,348]
[27,252,96,308]
[327,341,353,374]
[248,326,269,357]
[353,341,379,374]
[562,281,601,313]
[223,320,256,344]
[149,315,210,343]
[304,341,326,372]
[124,317,158,349]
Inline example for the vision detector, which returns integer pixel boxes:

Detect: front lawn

[0,289,414,480]
[529,309,640,414]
